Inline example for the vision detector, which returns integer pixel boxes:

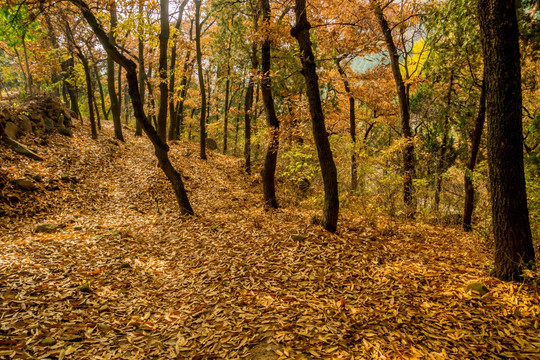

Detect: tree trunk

[222,62,231,154]
[176,53,193,139]
[336,57,357,193]
[434,71,454,212]
[108,2,124,141]
[92,61,108,121]
[168,0,189,141]
[478,0,535,281]
[157,0,169,141]
[291,0,339,233]
[260,0,280,208]
[61,56,81,118]
[463,79,486,231]
[194,0,207,159]
[373,2,416,218]
[71,0,194,216]
[21,33,33,96]
[136,0,145,136]
[244,10,259,174]
[78,53,98,139]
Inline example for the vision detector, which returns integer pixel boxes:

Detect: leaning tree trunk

[260,0,280,208]
[291,0,339,233]
[71,0,194,216]
[194,0,207,159]
[478,0,535,281]
[463,79,486,231]
[373,2,416,218]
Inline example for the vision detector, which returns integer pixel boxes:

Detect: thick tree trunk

[108,2,124,141]
[373,2,416,218]
[194,0,207,159]
[291,0,339,233]
[434,71,454,212]
[478,0,535,281]
[260,0,280,208]
[157,0,169,141]
[135,0,145,136]
[336,57,357,193]
[463,80,486,231]
[72,0,194,216]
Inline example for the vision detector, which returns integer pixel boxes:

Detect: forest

[0,0,539,358]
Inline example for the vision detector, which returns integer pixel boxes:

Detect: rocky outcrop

[0,95,76,140]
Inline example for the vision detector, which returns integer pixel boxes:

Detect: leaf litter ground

[1,123,539,359]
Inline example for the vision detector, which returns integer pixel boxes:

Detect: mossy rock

[465,281,489,296]
[58,127,73,137]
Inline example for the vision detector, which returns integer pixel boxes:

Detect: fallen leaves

[0,123,539,359]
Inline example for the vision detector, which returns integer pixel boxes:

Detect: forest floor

[1,122,540,360]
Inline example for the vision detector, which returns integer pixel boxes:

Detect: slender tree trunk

[478,0,535,281]
[157,0,169,141]
[373,2,416,218]
[223,61,231,154]
[463,79,486,231]
[291,0,339,233]
[21,33,33,96]
[135,0,145,136]
[108,2,124,141]
[434,71,454,212]
[93,85,102,130]
[194,0,207,159]
[78,53,98,139]
[72,0,194,215]
[260,0,280,208]
[92,62,108,121]
[244,10,259,174]
[168,0,189,141]
[176,54,193,139]
[61,56,80,118]
[336,57,357,193]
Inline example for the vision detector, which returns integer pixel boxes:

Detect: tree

[194,0,207,159]
[260,0,280,208]
[157,0,169,142]
[70,0,194,216]
[291,0,339,233]
[478,0,536,281]
[107,1,124,142]
[371,0,416,218]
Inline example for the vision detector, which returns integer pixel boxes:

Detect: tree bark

[71,0,194,215]
[291,0,339,233]
[108,2,124,141]
[194,0,207,159]
[463,79,486,231]
[79,53,98,139]
[478,0,535,281]
[373,1,416,218]
[136,0,145,136]
[260,0,280,208]
[434,71,454,212]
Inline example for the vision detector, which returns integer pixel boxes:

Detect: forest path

[1,122,539,359]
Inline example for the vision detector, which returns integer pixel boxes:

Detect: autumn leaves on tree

[0,0,537,281]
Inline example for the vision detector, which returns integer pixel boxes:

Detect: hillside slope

[1,123,539,359]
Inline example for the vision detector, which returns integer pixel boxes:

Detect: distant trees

[478,0,536,280]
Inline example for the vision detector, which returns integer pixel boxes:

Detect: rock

[291,234,307,242]
[41,337,56,346]
[58,127,72,137]
[206,138,218,150]
[34,223,58,233]
[5,121,18,139]
[15,178,35,190]
[465,281,489,296]
[43,117,54,130]
[31,174,42,182]
[19,115,33,133]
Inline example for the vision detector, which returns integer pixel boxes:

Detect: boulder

[15,178,35,190]
[58,127,73,137]
[5,121,17,139]
[206,138,218,150]
[19,115,33,133]
[34,223,58,233]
